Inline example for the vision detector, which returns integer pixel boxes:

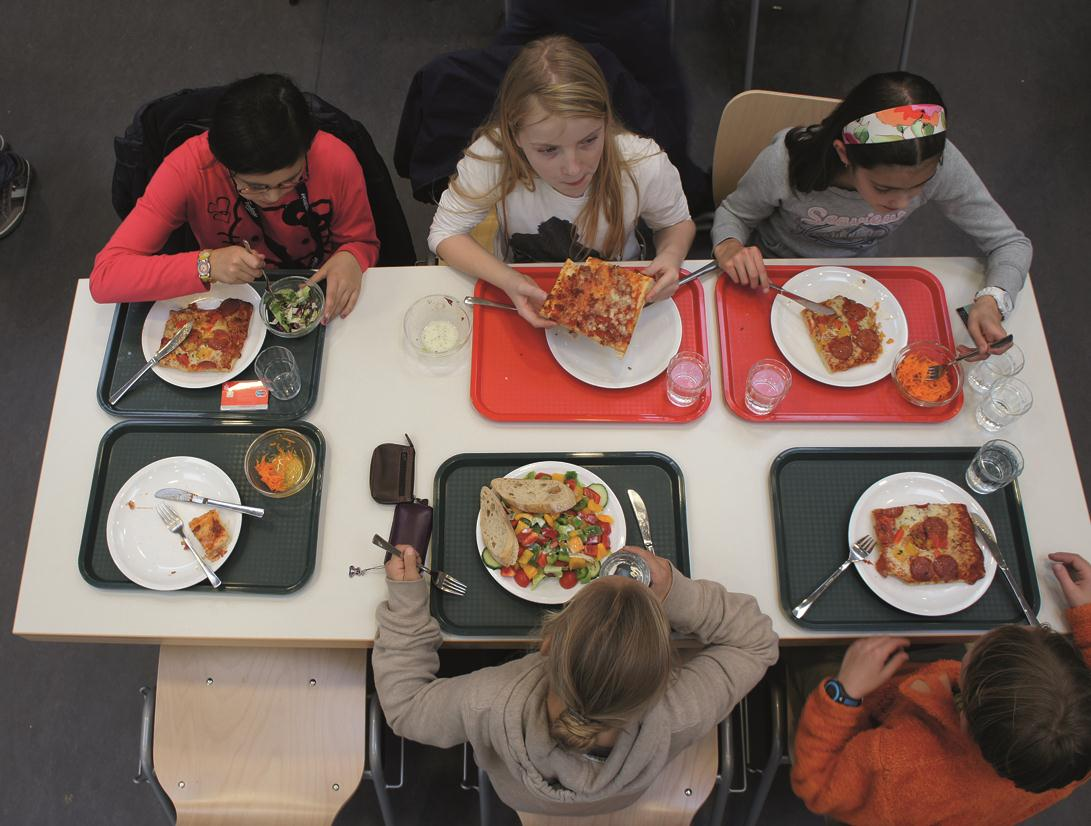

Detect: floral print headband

[842,104,946,145]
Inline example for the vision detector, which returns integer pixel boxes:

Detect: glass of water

[967,344,1025,393]
[745,358,792,415]
[965,440,1024,494]
[254,346,301,401]
[975,377,1033,431]
[666,351,710,407]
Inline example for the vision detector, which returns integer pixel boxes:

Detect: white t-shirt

[427,132,691,262]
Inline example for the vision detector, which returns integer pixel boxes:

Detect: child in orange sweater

[791,552,1091,826]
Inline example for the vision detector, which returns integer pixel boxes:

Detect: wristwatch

[974,286,1013,321]
[824,678,862,707]
[197,250,213,285]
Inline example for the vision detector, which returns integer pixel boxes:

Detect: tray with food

[716,264,962,422]
[78,420,324,593]
[770,447,1038,632]
[469,264,710,423]
[432,452,691,635]
[97,281,325,420]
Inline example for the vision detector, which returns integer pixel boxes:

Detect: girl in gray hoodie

[373,545,778,816]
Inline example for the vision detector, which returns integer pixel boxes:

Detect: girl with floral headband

[712,71,1031,357]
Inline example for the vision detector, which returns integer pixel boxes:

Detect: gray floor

[2,1,1088,824]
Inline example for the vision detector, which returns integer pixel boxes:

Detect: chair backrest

[516,728,718,826]
[153,646,367,826]
[712,90,840,206]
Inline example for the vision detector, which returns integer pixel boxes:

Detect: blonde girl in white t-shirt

[428,35,695,328]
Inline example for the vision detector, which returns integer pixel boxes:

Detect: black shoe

[0,154,31,239]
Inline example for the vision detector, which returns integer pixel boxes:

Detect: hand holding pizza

[507,271,556,329]
[643,255,682,302]
[714,238,770,291]
[1048,552,1091,608]
[209,245,264,285]
[836,636,910,699]
[307,250,363,323]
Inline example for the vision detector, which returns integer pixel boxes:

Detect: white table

[14,259,1088,646]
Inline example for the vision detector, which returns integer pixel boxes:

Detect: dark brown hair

[961,625,1091,792]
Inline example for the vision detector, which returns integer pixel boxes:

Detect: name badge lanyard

[240,181,325,269]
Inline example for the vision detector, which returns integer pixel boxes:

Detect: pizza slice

[539,257,654,357]
[802,295,884,372]
[159,298,253,372]
[871,503,984,585]
[188,509,231,561]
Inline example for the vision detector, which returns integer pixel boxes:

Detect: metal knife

[626,489,657,556]
[109,321,194,405]
[769,283,837,316]
[155,488,265,518]
[971,515,1040,626]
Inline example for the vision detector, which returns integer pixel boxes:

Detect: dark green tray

[432,452,690,636]
[771,447,1038,633]
[96,294,324,419]
[79,420,324,593]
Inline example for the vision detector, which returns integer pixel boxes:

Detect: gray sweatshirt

[711,130,1032,297]
[373,569,778,816]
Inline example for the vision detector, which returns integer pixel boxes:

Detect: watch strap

[975,286,1013,321]
[824,678,862,707]
[197,249,213,285]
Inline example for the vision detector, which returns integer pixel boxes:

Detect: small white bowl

[403,295,472,361]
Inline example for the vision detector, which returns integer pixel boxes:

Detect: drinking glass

[745,359,792,415]
[254,346,301,401]
[967,344,1025,393]
[975,377,1033,432]
[965,440,1024,494]
[666,351,710,407]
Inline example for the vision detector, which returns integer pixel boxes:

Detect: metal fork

[154,504,222,589]
[371,534,467,597]
[926,334,1014,379]
[791,536,875,619]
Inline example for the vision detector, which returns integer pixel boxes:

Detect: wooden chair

[134,646,395,826]
[711,90,840,207]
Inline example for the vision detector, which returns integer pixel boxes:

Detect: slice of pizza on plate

[539,257,654,357]
[871,503,984,584]
[802,295,884,373]
[188,509,231,561]
[159,298,253,372]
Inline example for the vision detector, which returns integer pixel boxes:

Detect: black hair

[208,73,316,174]
[785,72,947,193]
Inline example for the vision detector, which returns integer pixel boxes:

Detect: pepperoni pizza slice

[871,503,984,585]
[801,295,884,372]
[159,298,253,372]
[539,257,654,357]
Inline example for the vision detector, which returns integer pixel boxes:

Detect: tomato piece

[517,531,540,547]
[586,534,600,545]
[583,513,598,524]
[559,571,579,589]
[893,527,906,544]
[565,479,578,491]
[536,551,548,569]
[584,487,601,504]
[542,527,558,540]
[535,472,551,480]
[514,569,531,588]
[499,566,515,577]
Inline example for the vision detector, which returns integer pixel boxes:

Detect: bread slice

[490,478,578,514]
[480,487,519,566]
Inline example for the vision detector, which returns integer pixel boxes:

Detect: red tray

[470,268,711,423]
[716,265,962,423]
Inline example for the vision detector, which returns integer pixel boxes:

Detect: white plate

[106,457,243,590]
[141,282,266,389]
[476,461,627,605]
[770,266,908,387]
[848,472,997,616]
[546,300,683,389]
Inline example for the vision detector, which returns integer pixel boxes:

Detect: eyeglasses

[231,158,308,195]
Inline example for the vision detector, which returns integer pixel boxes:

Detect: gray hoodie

[373,568,778,816]
[711,130,1032,298]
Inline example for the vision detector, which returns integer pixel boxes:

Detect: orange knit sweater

[791,604,1091,826]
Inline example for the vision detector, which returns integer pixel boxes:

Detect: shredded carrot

[896,352,951,402]
[255,447,304,492]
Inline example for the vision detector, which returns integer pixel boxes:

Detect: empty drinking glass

[254,346,301,401]
[975,377,1033,432]
[967,344,1025,393]
[745,359,792,415]
[965,440,1024,494]
[666,351,710,407]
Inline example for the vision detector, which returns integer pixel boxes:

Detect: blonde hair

[539,577,674,753]
[450,35,639,260]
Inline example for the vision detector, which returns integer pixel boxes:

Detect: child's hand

[1048,552,1091,608]
[306,250,363,323]
[643,257,682,302]
[385,544,422,582]
[964,295,1011,360]
[507,273,556,329]
[209,245,265,285]
[622,545,673,602]
[714,238,769,291]
[836,636,910,699]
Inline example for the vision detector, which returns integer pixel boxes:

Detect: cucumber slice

[530,572,546,589]
[588,483,608,506]
[481,548,502,569]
